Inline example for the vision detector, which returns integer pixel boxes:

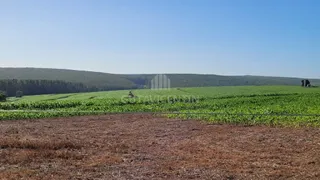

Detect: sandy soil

[0,114,319,180]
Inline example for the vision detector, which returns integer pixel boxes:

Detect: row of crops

[1,86,320,126]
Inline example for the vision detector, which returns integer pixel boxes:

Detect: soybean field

[1,85,320,127]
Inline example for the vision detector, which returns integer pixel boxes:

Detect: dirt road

[0,114,319,179]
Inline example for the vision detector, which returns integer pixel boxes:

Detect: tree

[16,90,23,98]
[306,80,311,87]
[0,79,94,96]
[301,79,311,87]
[0,91,6,102]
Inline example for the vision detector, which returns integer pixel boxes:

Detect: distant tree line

[0,79,103,97]
[0,91,6,101]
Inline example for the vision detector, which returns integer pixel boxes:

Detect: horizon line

[0,66,318,80]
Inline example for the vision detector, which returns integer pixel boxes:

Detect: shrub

[16,90,23,98]
[0,91,6,102]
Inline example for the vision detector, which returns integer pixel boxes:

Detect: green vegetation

[1,68,320,94]
[15,90,23,98]
[0,68,136,91]
[0,79,100,97]
[1,86,320,127]
[0,91,6,102]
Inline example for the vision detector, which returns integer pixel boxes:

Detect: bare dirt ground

[0,114,320,180]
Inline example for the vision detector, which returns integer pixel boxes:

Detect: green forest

[0,67,319,97]
[0,79,94,97]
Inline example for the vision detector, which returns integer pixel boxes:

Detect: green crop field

[1,85,320,127]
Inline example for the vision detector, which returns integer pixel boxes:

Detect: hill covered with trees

[0,68,136,90]
[0,79,95,97]
[0,67,319,96]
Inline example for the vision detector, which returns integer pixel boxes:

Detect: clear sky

[0,0,319,78]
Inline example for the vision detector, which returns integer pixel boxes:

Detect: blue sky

[0,0,319,78]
